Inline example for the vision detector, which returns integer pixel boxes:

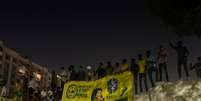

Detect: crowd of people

[52,41,201,96]
[1,41,201,101]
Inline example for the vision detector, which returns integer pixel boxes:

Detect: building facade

[0,41,50,89]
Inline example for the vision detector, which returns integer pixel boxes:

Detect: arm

[185,47,190,56]
[169,42,176,50]
[189,63,196,70]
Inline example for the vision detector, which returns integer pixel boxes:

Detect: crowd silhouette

[49,40,201,98]
[2,41,200,101]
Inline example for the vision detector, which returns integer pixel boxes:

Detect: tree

[145,0,201,37]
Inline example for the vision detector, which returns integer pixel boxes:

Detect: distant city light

[18,66,26,75]
[33,72,42,80]
[57,74,62,80]
[86,66,92,70]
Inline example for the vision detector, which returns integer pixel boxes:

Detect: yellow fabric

[121,64,129,71]
[0,96,16,101]
[62,72,134,101]
[138,59,146,73]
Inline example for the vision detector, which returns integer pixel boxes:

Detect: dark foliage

[146,0,201,37]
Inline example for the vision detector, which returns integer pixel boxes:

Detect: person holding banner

[106,61,113,75]
[114,62,121,74]
[138,54,148,92]
[78,66,86,81]
[96,63,106,79]
[121,59,129,73]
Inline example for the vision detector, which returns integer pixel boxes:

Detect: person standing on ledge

[138,54,148,92]
[158,45,169,81]
[130,58,139,94]
[106,61,113,76]
[145,50,158,87]
[170,41,190,80]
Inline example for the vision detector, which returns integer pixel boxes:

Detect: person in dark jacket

[130,58,139,94]
[78,66,86,81]
[106,61,113,75]
[145,51,158,87]
[96,63,106,79]
[170,41,190,80]
[69,65,77,81]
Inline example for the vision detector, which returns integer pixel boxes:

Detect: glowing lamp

[86,66,92,70]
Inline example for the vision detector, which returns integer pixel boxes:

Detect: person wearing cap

[170,41,190,80]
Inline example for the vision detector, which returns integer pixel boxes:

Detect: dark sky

[0,0,201,80]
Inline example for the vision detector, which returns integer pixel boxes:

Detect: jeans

[159,63,169,81]
[178,60,189,79]
[133,72,138,94]
[139,73,148,92]
[148,67,158,87]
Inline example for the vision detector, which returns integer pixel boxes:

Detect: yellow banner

[62,71,133,101]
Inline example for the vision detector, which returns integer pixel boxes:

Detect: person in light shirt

[41,88,47,101]
[1,83,8,97]
[158,45,169,81]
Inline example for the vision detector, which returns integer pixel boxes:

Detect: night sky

[0,0,201,80]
